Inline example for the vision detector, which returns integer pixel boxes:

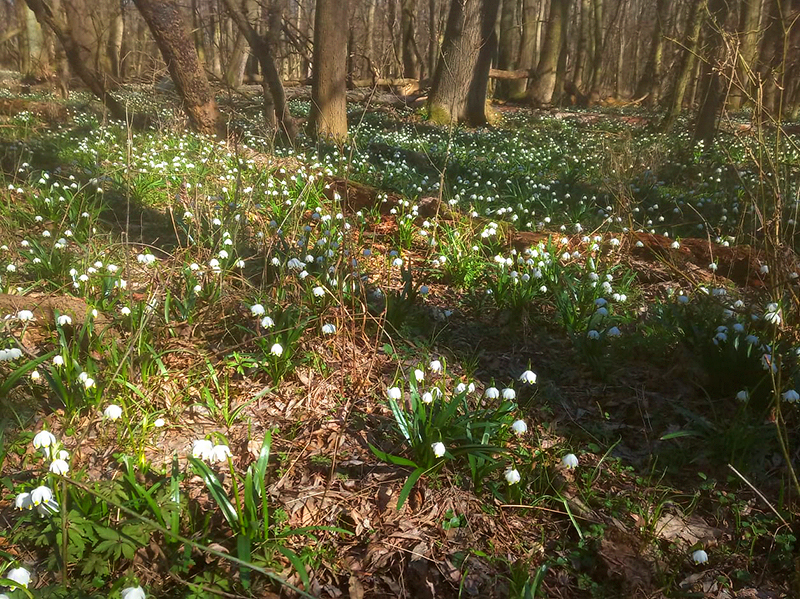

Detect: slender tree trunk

[428,0,437,78]
[308,0,349,141]
[15,0,32,76]
[428,0,501,125]
[366,0,376,74]
[614,0,626,97]
[507,0,536,98]
[663,0,706,130]
[530,0,566,105]
[133,0,220,135]
[387,0,402,75]
[191,0,205,64]
[728,0,762,109]
[573,0,590,90]
[693,0,731,144]
[757,0,786,117]
[401,0,419,78]
[107,1,124,80]
[587,0,603,98]
[550,0,570,104]
[225,31,249,87]
[634,0,667,104]
[496,0,520,98]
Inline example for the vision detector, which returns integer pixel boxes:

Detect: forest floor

[0,73,799,599]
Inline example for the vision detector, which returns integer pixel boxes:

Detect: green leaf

[277,545,310,590]
[660,430,701,440]
[0,350,55,397]
[189,457,239,529]
[368,443,418,467]
[396,467,425,511]
[388,398,412,442]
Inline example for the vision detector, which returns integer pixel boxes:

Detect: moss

[427,102,454,126]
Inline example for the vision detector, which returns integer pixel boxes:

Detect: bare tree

[529,0,567,105]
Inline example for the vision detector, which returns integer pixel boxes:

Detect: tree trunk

[728,0,762,109]
[221,0,297,141]
[693,0,731,144]
[133,0,220,135]
[427,0,501,125]
[401,0,419,78]
[428,0,437,78]
[529,0,566,105]
[573,0,590,90]
[107,1,124,80]
[496,0,520,98]
[225,30,250,88]
[550,0,570,104]
[507,0,536,98]
[587,0,603,98]
[634,0,667,105]
[663,0,706,130]
[757,0,786,117]
[191,0,205,64]
[308,0,348,141]
[387,0,402,75]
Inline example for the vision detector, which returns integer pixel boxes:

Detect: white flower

[287,258,304,270]
[121,586,147,599]
[49,459,69,475]
[504,468,521,485]
[321,323,336,335]
[502,388,516,400]
[192,439,213,460]
[120,306,131,316]
[82,376,95,390]
[154,418,166,427]
[209,445,232,463]
[250,304,265,316]
[392,258,403,267]
[15,492,33,510]
[421,391,433,404]
[519,370,537,384]
[429,360,442,373]
[561,453,579,469]
[587,330,600,340]
[606,326,621,337]
[104,404,122,420]
[387,387,402,400]
[260,316,274,328]
[270,343,283,356]
[31,485,53,506]
[419,285,429,295]
[511,420,527,436]
[764,310,782,325]
[455,382,467,393]
[484,387,500,399]
[736,390,749,402]
[17,310,34,321]
[33,430,57,450]
[57,314,72,326]
[692,549,708,564]
[782,390,799,403]
[5,567,32,588]
[312,286,325,297]
[431,442,446,458]
[413,369,425,383]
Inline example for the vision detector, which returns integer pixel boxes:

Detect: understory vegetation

[1,81,799,599]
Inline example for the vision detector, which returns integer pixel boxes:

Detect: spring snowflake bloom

[519,370,537,384]
[431,442,446,458]
[260,316,275,328]
[33,430,57,450]
[5,567,32,588]
[312,286,325,297]
[209,445,232,463]
[455,382,467,393]
[250,304,265,316]
[17,310,34,321]
[484,387,500,399]
[414,369,425,382]
[15,492,33,510]
[692,549,709,564]
[429,360,442,373]
[50,459,69,475]
[104,404,123,420]
[502,388,516,400]
[782,390,800,403]
[504,468,521,485]
[57,314,72,326]
[120,306,131,316]
[387,387,402,400]
[321,323,336,335]
[422,391,433,404]
[587,330,600,340]
[607,326,621,337]
[562,453,579,469]
[121,586,147,599]
[192,439,214,460]
[764,305,782,325]
[154,418,166,428]
[511,420,528,436]
[270,343,283,357]
[736,390,749,402]
[31,485,53,506]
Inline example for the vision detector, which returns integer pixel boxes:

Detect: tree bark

[529,0,566,105]
[693,0,731,144]
[308,0,349,141]
[550,0,570,104]
[428,0,437,78]
[427,0,501,125]
[133,0,220,135]
[401,0,419,78]
[588,0,603,98]
[728,0,762,109]
[573,0,590,90]
[107,1,124,80]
